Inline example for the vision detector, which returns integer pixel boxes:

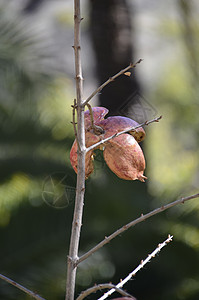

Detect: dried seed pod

[70,106,147,182]
[98,116,145,142]
[103,134,147,181]
[70,132,101,179]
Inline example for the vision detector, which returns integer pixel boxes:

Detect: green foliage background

[0,2,199,300]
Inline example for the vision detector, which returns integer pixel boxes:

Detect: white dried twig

[76,283,134,300]
[86,115,162,153]
[77,192,199,265]
[98,235,173,300]
[0,273,46,300]
[82,59,143,107]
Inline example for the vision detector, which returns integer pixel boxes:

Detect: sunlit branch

[98,235,173,300]
[66,0,86,299]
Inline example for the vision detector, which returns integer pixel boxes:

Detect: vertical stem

[65,1,85,299]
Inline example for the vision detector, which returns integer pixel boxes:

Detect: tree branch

[76,192,199,265]
[0,273,46,300]
[98,235,173,300]
[66,1,86,299]
[82,59,143,107]
[76,283,134,300]
[86,115,162,153]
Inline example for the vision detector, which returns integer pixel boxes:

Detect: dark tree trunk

[89,0,140,115]
[23,0,44,13]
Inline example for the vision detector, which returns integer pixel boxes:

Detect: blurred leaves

[0,5,75,299]
[146,45,199,198]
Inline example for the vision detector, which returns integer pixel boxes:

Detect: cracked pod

[84,106,109,129]
[103,134,147,181]
[70,106,146,181]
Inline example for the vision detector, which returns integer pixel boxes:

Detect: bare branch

[0,273,46,300]
[66,1,86,299]
[82,59,143,107]
[86,115,162,153]
[76,283,134,300]
[77,192,199,265]
[98,235,173,300]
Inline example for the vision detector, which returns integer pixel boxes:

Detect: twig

[76,283,134,300]
[71,99,80,149]
[86,115,162,153]
[98,235,173,300]
[86,103,94,129]
[86,103,104,135]
[82,59,143,107]
[0,273,46,300]
[66,1,86,300]
[77,192,199,265]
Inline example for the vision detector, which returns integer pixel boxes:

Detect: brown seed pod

[70,132,101,179]
[103,134,147,182]
[98,116,145,143]
[70,106,147,181]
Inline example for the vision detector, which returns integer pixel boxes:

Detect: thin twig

[98,235,173,300]
[76,283,134,300]
[86,103,104,135]
[82,59,143,107]
[71,99,80,149]
[77,192,199,265]
[86,103,94,128]
[0,273,46,300]
[86,115,162,153]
